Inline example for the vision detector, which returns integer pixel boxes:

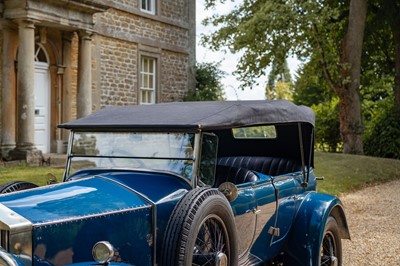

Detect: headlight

[92,241,115,263]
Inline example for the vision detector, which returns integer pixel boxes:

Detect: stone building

[0,0,196,160]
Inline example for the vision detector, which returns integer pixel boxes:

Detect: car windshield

[67,132,196,179]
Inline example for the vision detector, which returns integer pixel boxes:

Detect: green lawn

[0,152,399,196]
[314,151,400,196]
[0,164,64,187]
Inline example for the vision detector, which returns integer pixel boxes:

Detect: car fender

[284,191,350,265]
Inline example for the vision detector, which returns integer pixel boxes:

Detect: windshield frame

[63,130,202,186]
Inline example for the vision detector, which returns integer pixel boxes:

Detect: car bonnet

[0,177,152,225]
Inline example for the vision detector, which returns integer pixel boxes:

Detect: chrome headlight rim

[92,241,115,264]
[0,247,20,266]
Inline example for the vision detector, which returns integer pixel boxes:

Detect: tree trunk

[336,0,367,154]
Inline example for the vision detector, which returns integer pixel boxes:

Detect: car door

[249,176,277,260]
[230,184,257,257]
[270,174,298,245]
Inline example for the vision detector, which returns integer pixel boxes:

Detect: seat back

[214,165,258,187]
[217,156,302,176]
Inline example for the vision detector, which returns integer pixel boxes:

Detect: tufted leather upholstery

[217,156,302,177]
[214,165,259,187]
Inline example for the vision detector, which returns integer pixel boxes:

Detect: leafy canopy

[201,0,345,88]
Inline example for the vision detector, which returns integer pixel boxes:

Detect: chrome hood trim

[0,204,32,233]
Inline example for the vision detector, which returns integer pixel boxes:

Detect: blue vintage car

[0,100,350,266]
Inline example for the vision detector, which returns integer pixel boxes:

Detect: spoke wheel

[320,216,342,266]
[0,181,38,194]
[193,215,229,266]
[161,188,238,266]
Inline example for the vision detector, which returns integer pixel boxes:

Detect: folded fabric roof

[59,100,315,130]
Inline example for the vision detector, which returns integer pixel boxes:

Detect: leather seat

[217,156,302,176]
[214,165,259,187]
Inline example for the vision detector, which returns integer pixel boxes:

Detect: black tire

[161,187,238,266]
[320,216,342,266]
[0,181,38,194]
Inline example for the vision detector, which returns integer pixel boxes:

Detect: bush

[184,62,225,101]
[312,99,342,152]
[364,106,400,159]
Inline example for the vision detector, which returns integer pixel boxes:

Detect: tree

[184,62,225,101]
[201,0,367,154]
[266,60,293,100]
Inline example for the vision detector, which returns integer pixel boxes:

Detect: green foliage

[266,81,294,100]
[292,58,336,107]
[184,62,225,101]
[201,0,346,89]
[293,60,341,152]
[266,60,294,100]
[364,103,400,159]
[312,99,342,152]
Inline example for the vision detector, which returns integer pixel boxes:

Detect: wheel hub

[330,256,338,266]
[215,252,228,266]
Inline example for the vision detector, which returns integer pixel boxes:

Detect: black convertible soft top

[59,100,315,130]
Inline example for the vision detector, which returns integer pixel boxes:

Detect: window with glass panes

[140,57,156,104]
[141,0,155,14]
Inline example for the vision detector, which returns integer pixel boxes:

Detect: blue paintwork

[0,166,349,266]
[283,191,349,265]
[0,176,157,266]
[0,177,151,224]
[0,156,349,265]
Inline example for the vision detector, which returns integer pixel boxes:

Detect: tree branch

[312,23,340,93]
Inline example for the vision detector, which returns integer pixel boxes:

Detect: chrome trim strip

[34,205,151,227]
[62,131,74,181]
[192,132,201,188]
[0,204,32,233]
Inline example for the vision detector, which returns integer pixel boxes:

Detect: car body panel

[284,192,350,265]
[0,177,152,224]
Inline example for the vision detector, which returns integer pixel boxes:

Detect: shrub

[364,106,400,159]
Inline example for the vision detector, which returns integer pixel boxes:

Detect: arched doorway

[34,44,50,153]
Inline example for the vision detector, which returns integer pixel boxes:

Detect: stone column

[14,20,36,158]
[77,30,92,118]
[61,32,74,144]
[1,23,17,159]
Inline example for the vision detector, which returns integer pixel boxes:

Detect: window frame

[139,56,157,105]
[140,0,156,15]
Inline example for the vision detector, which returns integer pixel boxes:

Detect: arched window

[34,44,49,63]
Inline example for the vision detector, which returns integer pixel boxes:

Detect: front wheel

[320,216,342,266]
[0,181,38,194]
[161,188,238,266]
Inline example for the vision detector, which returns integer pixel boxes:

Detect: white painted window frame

[140,56,157,105]
[140,0,156,15]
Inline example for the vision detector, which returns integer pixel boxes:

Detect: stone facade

[0,0,196,159]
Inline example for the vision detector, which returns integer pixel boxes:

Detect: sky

[195,0,300,100]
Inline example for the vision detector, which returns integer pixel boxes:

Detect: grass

[0,164,65,187]
[314,151,400,196]
[0,152,399,196]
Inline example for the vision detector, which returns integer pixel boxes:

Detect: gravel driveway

[341,179,400,265]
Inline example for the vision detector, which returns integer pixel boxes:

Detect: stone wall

[93,4,195,107]
[161,0,187,21]
[94,9,189,50]
[160,50,190,102]
[98,36,138,107]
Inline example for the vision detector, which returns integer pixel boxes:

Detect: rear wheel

[320,216,342,266]
[0,181,38,194]
[161,188,238,266]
